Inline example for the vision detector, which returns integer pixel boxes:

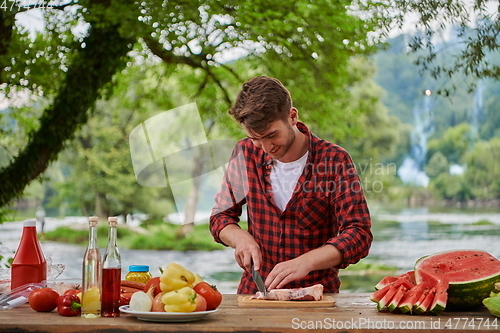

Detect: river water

[2,206,500,293]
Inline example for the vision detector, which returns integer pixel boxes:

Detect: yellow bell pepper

[193,273,204,286]
[161,286,197,312]
[160,262,196,292]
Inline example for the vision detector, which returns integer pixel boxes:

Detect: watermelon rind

[446,274,500,310]
[387,285,407,312]
[413,287,435,314]
[412,286,431,313]
[415,249,500,310]
[377,285,397,311]
[429,280,448,315]
[430,298,446,315]
[397,282,427,314]
[370,284,391,303]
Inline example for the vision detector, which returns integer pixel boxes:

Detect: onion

[129,286,155,312]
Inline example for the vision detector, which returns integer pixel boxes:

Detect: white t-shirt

[270,151,309,211]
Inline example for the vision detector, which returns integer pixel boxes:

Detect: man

[210,76,372,294]
[36,206,46,233]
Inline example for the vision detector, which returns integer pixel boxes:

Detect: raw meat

[251,284,323,301]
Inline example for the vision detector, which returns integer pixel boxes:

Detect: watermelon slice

[399,271,416,285]
[429,280,448,315]
[374,276,399,290]
[415,249,500,310]
[387,285,407,312]
[413,287,435,314]
[397,282,428,314]
[370,284,392,303]
[377,285,397,311]
[371,277,414,302]
[375,271,415,290]
[412,284,432,312]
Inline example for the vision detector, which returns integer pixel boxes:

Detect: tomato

[194,293,207,312]
[64,286,82,296]
[144,277,162,297]
[193,282,222,311]
[29,287,59,312]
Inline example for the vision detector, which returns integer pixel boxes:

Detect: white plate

[119,305,218,322]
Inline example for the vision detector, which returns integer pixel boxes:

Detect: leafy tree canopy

[0,0,381,215]
[376,0,500,95]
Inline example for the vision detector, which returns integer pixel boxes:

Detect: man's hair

[228,76,292,133]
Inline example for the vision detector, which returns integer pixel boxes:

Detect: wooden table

[0,293,498,332]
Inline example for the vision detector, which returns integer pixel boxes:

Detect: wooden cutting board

[237,295,336,308]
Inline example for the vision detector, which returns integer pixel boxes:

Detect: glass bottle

[101,216,121,317]
[10,220,47,290]
[81,216,102,318]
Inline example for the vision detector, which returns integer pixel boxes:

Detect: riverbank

[3,207,500,294]
[42,219,226,251]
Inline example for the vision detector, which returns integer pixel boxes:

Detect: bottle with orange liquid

[101,216,121,317]
[10,220,47,290]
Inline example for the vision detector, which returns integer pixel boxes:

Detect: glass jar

[125,265,152,284]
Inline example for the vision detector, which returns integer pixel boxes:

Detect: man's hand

[266,244,343,290]
[219,224,262,273]
[265,257,312,290]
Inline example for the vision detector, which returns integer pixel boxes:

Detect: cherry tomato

[144,277,162,297]
[193,282,222,311]
[194,293,207,312]
[29,287,59,312]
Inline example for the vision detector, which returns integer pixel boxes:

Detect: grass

[125,223,225,251]
[42,220,246,251]
[472,219,494,225]
[342,258,398,276]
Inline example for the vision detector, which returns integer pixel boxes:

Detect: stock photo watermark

[128,103,398,224]
[291,316,498,330]
[1,0,60,11]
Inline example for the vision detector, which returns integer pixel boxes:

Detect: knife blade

[251,264,267,296]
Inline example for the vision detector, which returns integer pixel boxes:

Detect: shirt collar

[261,121,316,168]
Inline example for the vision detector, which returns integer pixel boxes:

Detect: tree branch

[0,11,15,84]
[16,0,76,12]
[143,35,205,69]
[204,66,232,106]
[0,20,134,207]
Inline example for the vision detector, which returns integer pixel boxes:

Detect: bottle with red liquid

[10,219,47,290]
[101,216,121,317]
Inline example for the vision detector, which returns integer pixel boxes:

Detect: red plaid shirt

[210,122,372,294]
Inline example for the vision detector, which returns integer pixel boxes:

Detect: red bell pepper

[57,294,82,316]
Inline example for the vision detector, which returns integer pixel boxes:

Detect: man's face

[244,118,296,161]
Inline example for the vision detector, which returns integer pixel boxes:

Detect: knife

[251,264,267,296]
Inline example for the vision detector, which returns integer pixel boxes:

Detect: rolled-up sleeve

[325,154,373,269]
[209,144,248,245]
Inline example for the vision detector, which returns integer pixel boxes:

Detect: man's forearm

[300,244,344,272]
[218,223,249,248]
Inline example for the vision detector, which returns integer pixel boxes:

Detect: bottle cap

[88,216,98,227]
[23,219,36,227]
[128,265,149,272]
[108,216,118,227]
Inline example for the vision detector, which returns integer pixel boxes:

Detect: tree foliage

[464,137,500,199]
[426,123,473,165]
[377,0,500,95]
[1,0,382,217]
